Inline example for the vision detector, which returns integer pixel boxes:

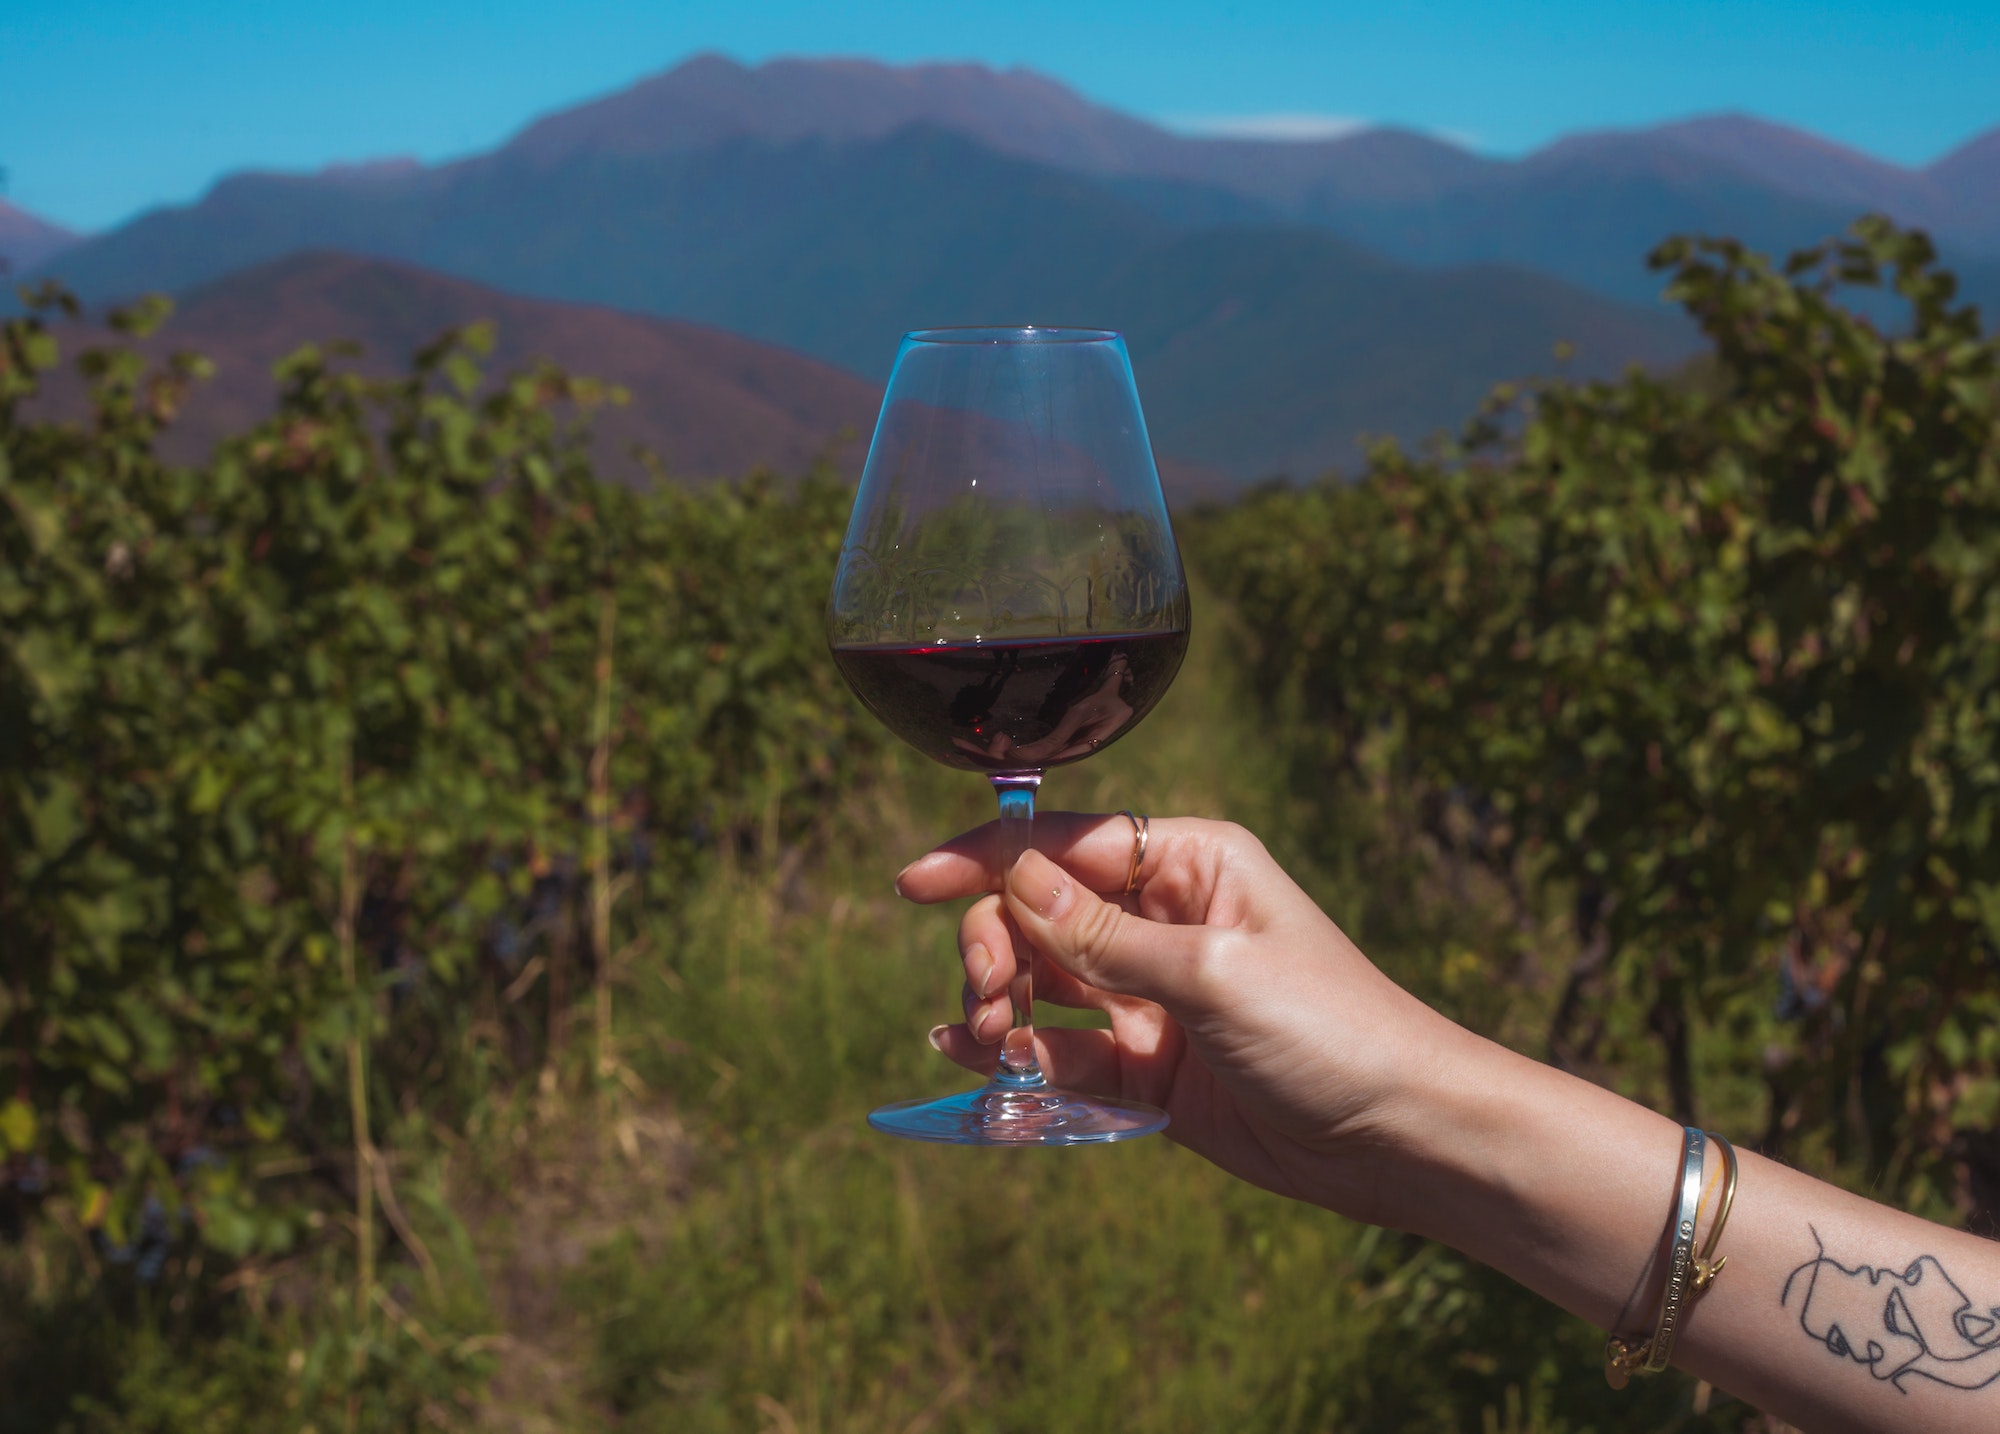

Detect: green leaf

[0,1099,35,1154]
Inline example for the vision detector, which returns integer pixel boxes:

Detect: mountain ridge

[482,55,2000,260]
[43,52,1991,313]
[503,51,1179,173]
[25,54,2000,272]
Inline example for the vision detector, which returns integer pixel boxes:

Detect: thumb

[1004,848,1216,1011]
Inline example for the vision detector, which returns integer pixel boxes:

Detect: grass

[541,591,1756,1434]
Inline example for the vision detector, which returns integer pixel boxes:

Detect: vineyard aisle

[444,580,1288,1424]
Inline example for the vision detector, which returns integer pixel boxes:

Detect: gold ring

[1116,810,1149,893]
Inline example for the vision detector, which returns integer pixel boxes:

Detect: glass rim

[901,325,1123,346]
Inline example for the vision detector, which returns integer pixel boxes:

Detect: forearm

[1385,1029,2000,1434]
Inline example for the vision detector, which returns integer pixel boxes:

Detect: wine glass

[827,326,1191,1145]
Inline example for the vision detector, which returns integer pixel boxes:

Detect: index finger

[895,810,1163,904]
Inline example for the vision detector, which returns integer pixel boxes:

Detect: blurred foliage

[1198,215,2000,1231]
[0,292,877,1427]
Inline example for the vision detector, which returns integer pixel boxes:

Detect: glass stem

[990,771,1044,1085]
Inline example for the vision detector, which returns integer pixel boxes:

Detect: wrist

[1360,1023,1684,1331]
[1355,1020,1521,1231]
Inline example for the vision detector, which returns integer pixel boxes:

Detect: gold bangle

[1692,1133,1738,1294]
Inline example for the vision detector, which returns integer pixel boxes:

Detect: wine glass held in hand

[828,326,1191,1146]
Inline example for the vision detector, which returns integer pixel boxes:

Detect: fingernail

[1014,849,1072,919]
[974,1006,1005,1044]
[965,941,995,998]
[927,1024,949,1052]
[894,862,917,897]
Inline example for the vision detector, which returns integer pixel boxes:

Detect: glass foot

[867,1071,1168,1146]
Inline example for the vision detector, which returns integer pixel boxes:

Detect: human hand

[894,813,1474,1223]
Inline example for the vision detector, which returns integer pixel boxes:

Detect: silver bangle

[1606,1125,1708,1386]
[1642,1125,1708,1373]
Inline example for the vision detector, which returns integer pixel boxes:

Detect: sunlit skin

[895,812,2000,1434]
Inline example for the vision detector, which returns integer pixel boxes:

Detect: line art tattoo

[1782,1227,2000,1393]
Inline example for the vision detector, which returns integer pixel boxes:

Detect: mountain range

[17,54,2000,483]
[497,56,2000,247]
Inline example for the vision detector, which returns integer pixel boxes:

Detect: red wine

[832,630,1189,772]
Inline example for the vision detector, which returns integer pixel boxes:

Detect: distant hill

[504,51,1179,173]
[35,125,1695,480]
[1932,129,2000,253]
[485,55,2000,287]
[1538,114,2000,259]
[1569,114,1943,216]
[1,199,81,273]
[34,252,883,483]
[1309,141,1876,303]
[499,52,1498,211]
[1093,228,1693,477]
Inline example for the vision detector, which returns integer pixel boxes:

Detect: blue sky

[6,0,1999,232]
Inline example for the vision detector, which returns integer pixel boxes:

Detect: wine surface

[831,630,1189,772]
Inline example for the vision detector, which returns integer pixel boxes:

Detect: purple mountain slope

[1538,115,1944,216]
[31,251,885,484]
[1,200,82,272]
[1521,113,2000,270]
[1933,128,2000,193]
[1930,129,2000,251]
[507,51,1175,170]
